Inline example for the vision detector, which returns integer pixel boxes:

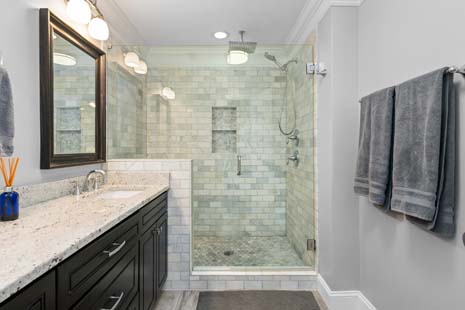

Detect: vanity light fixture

[53,53,77,66]
[161,87,175,100]
[66,0,110,41]
[124,52,140,68]
[134,60,148,75]
[66,0,92,24]
[88,17,109,41]
[214,31,229,39]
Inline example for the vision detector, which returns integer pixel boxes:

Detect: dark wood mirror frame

[39,9,106,169]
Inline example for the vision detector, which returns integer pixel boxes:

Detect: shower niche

[212,107,237,153]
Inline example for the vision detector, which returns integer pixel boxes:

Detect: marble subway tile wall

[54,65,95,153]
[106,62,147,159]
[145,67,288,238]
[285,46,316,266]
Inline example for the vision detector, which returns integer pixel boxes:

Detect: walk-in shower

[107,44,316,271]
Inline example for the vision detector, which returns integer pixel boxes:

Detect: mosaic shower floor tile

[193,236,309,267]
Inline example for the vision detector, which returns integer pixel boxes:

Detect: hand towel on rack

[407,69,456,237]
[354,86,395,207]
[391,68,455,229]
[0,67,14,156]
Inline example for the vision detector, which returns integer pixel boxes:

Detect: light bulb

[88,17,109,41]
[134,60,148,75]
[66,0,92,24]
[227,50,248,65]
[161,87,175,100]
[124,52,140,68]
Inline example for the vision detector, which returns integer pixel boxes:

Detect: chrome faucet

[85,169,106,192]
[287,150,299,167]
[287,129,299,146]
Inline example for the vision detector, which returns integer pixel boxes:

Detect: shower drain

[223,250,234,256]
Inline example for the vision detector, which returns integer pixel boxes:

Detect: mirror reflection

[53,30,96,154]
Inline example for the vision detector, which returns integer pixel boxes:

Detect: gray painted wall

[358,0,465,309]
[316,7,360,291]
[1,1,103,186]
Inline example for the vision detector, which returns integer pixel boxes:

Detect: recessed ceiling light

[53,53,76,66]
[214,31,229,40]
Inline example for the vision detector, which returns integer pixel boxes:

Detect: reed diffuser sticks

[0,157,19,187]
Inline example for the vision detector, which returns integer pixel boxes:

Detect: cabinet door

[139,223,158,310]
[0,271,56,310]
[156,213,168,290]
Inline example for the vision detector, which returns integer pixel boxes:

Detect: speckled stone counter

[0,175,169,303]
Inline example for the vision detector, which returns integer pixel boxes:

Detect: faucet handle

[73,181,81,196]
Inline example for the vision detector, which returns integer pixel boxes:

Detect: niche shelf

[212,107,237,153]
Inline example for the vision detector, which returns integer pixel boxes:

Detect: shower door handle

[237,155,242,176]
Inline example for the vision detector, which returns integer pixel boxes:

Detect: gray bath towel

[391,68,454,228]
[0,67,14,156]
[408,69,456,237]
[354,87,395,207]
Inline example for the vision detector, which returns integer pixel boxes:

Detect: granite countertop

[0,182,169,303]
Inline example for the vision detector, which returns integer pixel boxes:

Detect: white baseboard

[317,275,376,310]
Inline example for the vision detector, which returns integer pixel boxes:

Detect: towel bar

[448,66,465,75]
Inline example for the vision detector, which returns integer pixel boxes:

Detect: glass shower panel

[106,44,316,270]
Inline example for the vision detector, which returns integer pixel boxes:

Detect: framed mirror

[39,9,106,169]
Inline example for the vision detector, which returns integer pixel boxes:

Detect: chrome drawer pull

[101,292,124,310]
[103,240,126,257]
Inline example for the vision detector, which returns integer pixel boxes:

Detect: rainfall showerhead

[229,30,257,54]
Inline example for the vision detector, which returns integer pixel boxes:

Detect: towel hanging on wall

[354,86,395,209]
[391,67,455,237]
[0,66,14,157]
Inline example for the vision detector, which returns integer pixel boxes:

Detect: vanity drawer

[140,191,168,233]
[57,214,139,309]
[71,243,139,310]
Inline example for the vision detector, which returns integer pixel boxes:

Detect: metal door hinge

[307,239,316,251]
[306,63,327,76]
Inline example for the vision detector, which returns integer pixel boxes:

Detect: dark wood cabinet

[140,198,168,310]
[0,191,168,310]
[140,222,158,310]
[156,213,168,290]
[0,271,56,310]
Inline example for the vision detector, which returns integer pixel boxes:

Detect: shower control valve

[287,130,299,146]
[287,150,299,167]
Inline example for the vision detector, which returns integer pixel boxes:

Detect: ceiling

[110,0,309,45]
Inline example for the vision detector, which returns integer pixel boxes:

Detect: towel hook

[0,50,4,67]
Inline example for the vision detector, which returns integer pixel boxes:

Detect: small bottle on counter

[0,186,19,221]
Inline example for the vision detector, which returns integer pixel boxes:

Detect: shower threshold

[192,236,315,275]
[192,266,316,276]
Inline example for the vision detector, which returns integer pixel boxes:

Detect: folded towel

[408,70,456,237]
[354,87,395,207]
[0,67,14,156]
[391,68,453,225]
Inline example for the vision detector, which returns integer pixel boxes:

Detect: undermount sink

[96,190,143,200]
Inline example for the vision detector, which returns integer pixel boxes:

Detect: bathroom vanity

[0,183,168,310]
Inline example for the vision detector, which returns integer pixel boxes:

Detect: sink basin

[96,190,143,200]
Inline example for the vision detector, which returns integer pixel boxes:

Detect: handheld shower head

[264,52,277,62]
[264,52,297,72]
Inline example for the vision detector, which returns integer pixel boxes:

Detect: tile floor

[154,291,328,310]
[193,236,310,267]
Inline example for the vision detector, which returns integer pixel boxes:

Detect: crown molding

[98,0,146,46]
[286,0,364,45]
